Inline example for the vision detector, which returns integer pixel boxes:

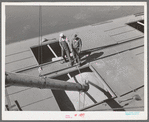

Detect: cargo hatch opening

[127,20,144,33]
[30,41,62,65]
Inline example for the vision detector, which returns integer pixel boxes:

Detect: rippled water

[6,6,143,44]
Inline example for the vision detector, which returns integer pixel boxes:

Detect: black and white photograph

[2,2,147,120]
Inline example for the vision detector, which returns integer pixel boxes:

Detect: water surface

[6,6,143,44]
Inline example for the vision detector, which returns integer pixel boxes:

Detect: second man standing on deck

[71,34,82,66]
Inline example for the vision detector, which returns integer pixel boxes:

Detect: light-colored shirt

[59,36,72,51]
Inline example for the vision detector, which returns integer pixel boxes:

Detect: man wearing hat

[71,34,82,66]
[59,33,73,66]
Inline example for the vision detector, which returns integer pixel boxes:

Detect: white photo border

[2,2,147,120]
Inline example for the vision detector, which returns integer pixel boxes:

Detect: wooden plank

[106,26,134,36]
[130,46,144,55]
[6,86,32,95]
[111,30,143,43]
[90,51,144,96]
[6,58,37,72]
[79,29,117,51]
[6,51,33,64]
[136,53,144,62]
[121,52,144,89]
[7,87,60,111]
[39,61,68,75]
[121,51,144,72]
[6,37,39,56]
[22,98,60,111]
[114,38,144,53]
[7,88,54,105]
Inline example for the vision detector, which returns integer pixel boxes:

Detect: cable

[38,6,42,65]
[76,65,86,109]
[79,91,80,109]
[40,6,43,65]
[38,6,43,76]
[38,6,40,65]
[83,91,85,108]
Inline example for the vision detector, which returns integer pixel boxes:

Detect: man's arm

[59,41,64,56]
[67,38,73,52]
[59,38,64,52]
[78,38,82,53]
[42,38,48,43]
[59,37,62,48]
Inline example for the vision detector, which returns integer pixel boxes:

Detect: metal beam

[5,72,89,92]
[137,21,144,26]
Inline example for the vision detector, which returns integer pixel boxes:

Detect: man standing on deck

[71,34,82,66]
[59,33,73,66]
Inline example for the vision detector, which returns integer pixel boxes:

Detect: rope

[40,6,43,65]
[38,6,43,76]
[38,6,42,65]
[79,91,80,109]
[83,91,85,108]
[76,65,86,109]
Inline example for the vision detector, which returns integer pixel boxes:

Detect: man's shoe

[61,60,66,64]
[68,62,73,67]
[77,63,81,67]
[74,60,77,64]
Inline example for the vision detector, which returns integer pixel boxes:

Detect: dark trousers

[72,48,80,64]
[61,49,72,64]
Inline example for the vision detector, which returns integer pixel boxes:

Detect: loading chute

[5,72,89,92]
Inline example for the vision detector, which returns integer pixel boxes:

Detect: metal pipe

[47,44,58,58]
[137,21,144,26]
[5,72,89,92]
